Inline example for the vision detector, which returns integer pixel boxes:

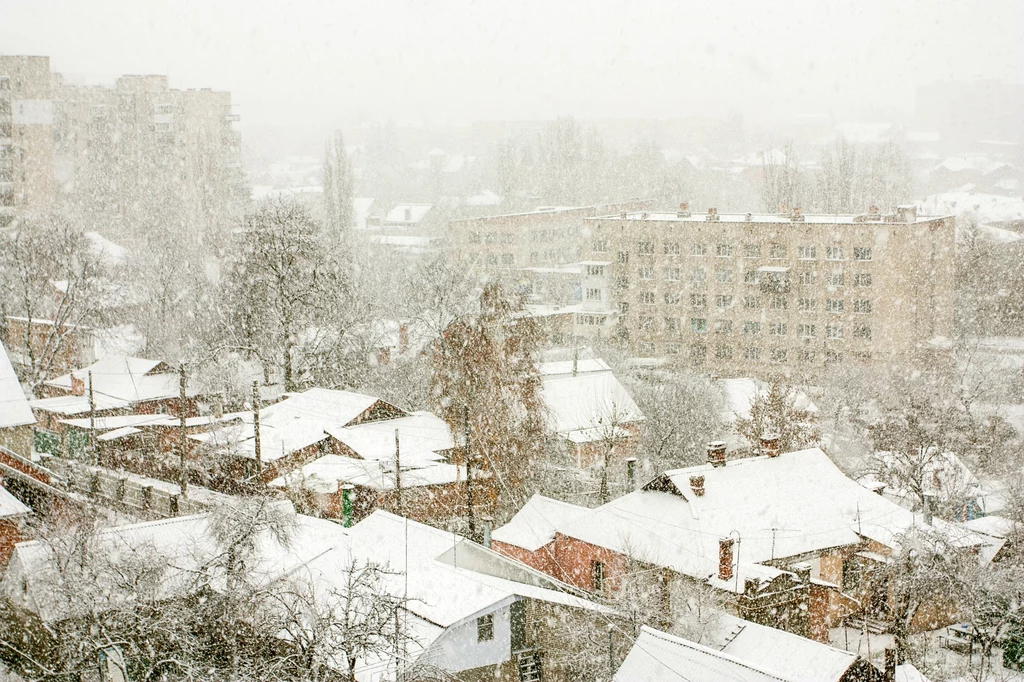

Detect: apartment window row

[630,242,871,261]
[467,232,517,245]
[616,266,872,288]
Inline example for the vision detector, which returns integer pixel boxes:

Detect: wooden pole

[253,381,263,484]
[464,405,474,535]
[179,364,188,497]
[394,428,403,515]
[87,370,95,464]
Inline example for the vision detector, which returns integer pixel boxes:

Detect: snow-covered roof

[44,356,190,404]
[0,341,34,429]
[963,515,1015,539]
[96,426,141,442]
[327,412,453,463]
[385,204,432,224]
[706,613,858,682]
[83,231,128,267]
[589,211,948,225]
[29,393,131,415]
[538,359,644,443]
[491,494,592,552]
[465,189,502,206]
[272,455,463,493]
[614,626,789,682]
[895,663,933,682]
[920,191,1024,225]
[0,487,30,519]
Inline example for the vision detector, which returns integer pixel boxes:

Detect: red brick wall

[492,540,560,576]
[551,533,628,593]
[0,519,23,565]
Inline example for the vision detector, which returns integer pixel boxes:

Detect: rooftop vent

[640,212,649,219]
[705,208,720,222]
[677,202,691,218]
[620,212,628,220]
[745,212,753,222]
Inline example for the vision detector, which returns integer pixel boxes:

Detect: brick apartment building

[0,56,56,227]
[581,205,956,376]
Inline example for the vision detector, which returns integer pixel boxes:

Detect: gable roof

[0,487,31,519]
[44,356,187,403]
[0,341,34,429]
[614,626,791,682]
[491,493,592,552]
[538,359,644,443]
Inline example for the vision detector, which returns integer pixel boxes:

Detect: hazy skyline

[2,0,1022,130]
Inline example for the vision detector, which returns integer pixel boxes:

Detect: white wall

[423,602,513,673]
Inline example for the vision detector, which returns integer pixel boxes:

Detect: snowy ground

[829,627,1024,681]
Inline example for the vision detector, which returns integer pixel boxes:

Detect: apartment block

[582,206,956,376]
[0,56,56,227]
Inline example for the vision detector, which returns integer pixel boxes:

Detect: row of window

[629,316,871,339]
[637,342,858,364]
[604,242,874,261]
[613,270,873,287]
[623,294,874,312]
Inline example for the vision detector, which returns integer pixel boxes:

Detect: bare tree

[734,377,819,454]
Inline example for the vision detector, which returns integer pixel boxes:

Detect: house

[0,486,31,564]
[383,203,433,229]
[614,620,882,682]
[864,448,991,521]
[538,358,644,466]
[0,340,35,456]
[29,356,201,459]
[964,515,1017,563]
[3,504,612,681]
[493,444,987,642]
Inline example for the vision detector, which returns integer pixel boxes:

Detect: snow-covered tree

[734,377,819,454]
[323,130,355,238]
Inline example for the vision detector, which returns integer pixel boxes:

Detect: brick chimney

[71,375,85,396]
[677,202,691,218]
[705,207,720,222]
[689,475,705,497]
[760,433,781,458]
[718,538,734,581]
[791,207,805,222]
[706,441,727,467]
[626,457,638,490]
[619,211,628,219]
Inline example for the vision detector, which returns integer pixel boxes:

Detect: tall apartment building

[582,206,955,377]
[55,74,246,242]
[0,56,56,227]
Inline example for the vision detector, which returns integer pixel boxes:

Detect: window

[638,267,654,280]
[638,241,655,255]
[769,243,786,260]
[716,269,734,283]
[663,242,680,255]
[615,276,630,289]
[826,349,843,364]
[529,252,539,264]
[744,347,762,360]
[593,239,609,252]
[690,343,708,361]
[640,316,655,331]
[592,561,606,593]
[828,271,845,287]
[477,614,495,642]
[691,269,707,284]
[585,264,605,276]
[854,273,873,287]
[716,345,733,359]
[666,342,681,355]
[617,301,630,314]
[716,243,733,257]
[770,322,787,336]
[743,321,761,335]
[798,298,815,312]
[827,299,844,314]
[854,247,872,261]
[799,271,817,286]
[826,323,844,339]
[665,317,680,332]
[743,270,760,285]
[691,294,707,308]
[799,350,816,362]
[853,324,872,340]
[826,246,845,261]
[664,292,681,305]
[617,251,630,264]
[468,232,482,244]
[743,296,761,309]
[501,253,514,265]
[639,291,656,305]
[716,295,733,308]
[798,324,817,338]
[486,254,498,266]
[664,267,681,281]
[691,242,707,256]
[771,348,788,363]
[639,341,655,355]
[798,245,816,260]
[743,244,761,258]
[484,233,498,245]
[501,232,515,245]
[770,296,788,310]
[691,318,708,333]
[853,299,873,314]
[586,288,601,301]
[714,320,733,334]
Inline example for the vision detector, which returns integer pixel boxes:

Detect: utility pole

[252,381,263,485]
[464,405,475,536]
[87,370,95,464]
[179,364,188,497]
[394,428,403,515]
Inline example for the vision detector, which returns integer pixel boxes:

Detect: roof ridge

[637,626,795,682]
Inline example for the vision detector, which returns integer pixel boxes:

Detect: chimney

[760,433,782,458]
[398,323,409,354]
[706,441,727,467]
[619,211,628,220]
[677,202,691,218]
[71,375,85,396]
[705,207,720,222]
[213,392,224,419]
[745,212,753,222]
[482,516,493,548]
[869,204,880,216]
[689,475,705,497]
[884,648,896,682]
[778,203,789,215]
[896,205,918,223]
[922,493,936,526]
[340,483,355,528]
[404,207,413,222]
[718,538,734,581]
[791,561,811,583]
[626,457,638,490]
[791,207,805,222]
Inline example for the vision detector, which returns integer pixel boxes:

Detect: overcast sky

[2,0,1022,129]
